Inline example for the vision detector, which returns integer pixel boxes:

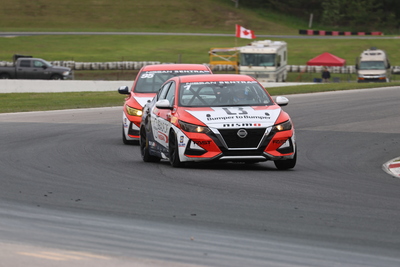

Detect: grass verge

[0,91,126,113]
[1,82,399,114]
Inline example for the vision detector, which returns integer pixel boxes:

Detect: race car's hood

[132,93,157,107]
[185,106,281,128]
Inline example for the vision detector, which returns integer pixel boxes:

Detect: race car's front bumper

[179,126,296,163]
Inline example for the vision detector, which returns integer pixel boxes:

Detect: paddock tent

[306,52,346,66]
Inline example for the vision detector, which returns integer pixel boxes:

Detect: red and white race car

[118,64,212,144]
[140,74,296,170]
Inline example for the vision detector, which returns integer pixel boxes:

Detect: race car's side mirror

[155,99,173,110]
[118,86,129,95]
[275,96,289,106]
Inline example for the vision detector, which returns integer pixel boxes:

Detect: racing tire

[140,127,160,163]
[169,131,184,168]
[274,148,297,170]
[122,125,138,145]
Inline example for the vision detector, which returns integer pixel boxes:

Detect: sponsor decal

[123,118,129,128]
[194,140,212,145]
[143,70,210,78]
[156,119,169,133]
[204,108,270,121]
[184,81,258,86]
[158,132,168,142]
[185,106,279,127]
[207,114,270,121]
[223,123,261,127]
[178,135,186,147]
[273,140,286,144]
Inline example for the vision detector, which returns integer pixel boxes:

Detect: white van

[356,47,391,83]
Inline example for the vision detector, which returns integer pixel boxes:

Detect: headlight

[179,120,210,133]
[126,105,143,116]
[62,71,70,76]
[272,120,292,132]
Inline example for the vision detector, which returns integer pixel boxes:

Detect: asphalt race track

[0,87,400,267]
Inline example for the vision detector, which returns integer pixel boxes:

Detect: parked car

[118,64,212,144]
[0,55,73,80]
[139,74,297,170]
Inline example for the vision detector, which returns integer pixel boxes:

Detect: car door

[18,59,48,79]
[17,60,32,79]
[30,60,50,79]
[150,81,176,149]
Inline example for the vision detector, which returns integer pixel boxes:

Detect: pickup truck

[0,55,73,80]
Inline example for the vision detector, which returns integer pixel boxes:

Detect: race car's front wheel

[140,127,160,163]
[169,131,184,168]
[274,148,297,170]
[122,124,138,145]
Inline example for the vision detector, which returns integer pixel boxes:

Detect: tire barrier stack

[288,65,357,74]
[0,61,14,67]
[299,29,383,36]
[0,60,398,74]
[0,60,163,70]
[51,61,162,70]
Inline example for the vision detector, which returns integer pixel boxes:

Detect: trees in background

[239,0,400,32]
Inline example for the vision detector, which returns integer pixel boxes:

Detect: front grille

[218,128,266,148]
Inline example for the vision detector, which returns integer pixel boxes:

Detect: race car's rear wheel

[140,127,160,162]
[274,148,297,170]
[169,131,184,168]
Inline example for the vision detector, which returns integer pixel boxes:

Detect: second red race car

[140,74,297,170]
[118,64,212,144]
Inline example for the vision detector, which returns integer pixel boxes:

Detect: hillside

[1,0,399,70]
[0,0,298,34]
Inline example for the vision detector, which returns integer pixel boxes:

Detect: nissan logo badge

[237,129,248,138]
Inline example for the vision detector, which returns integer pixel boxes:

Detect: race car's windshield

[134,70,211,93]
[179,81,273,107]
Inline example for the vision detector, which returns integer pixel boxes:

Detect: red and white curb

[383,157,400,178]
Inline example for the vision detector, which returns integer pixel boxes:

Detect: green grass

[2,81,399,114]
[0,92,126,113]
[1,36,399,67]
[266,81,400,95]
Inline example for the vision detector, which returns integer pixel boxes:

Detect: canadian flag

[235,24,256,39]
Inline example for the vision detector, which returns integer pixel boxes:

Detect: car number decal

[140,73,154,78]
[222,107,248,115]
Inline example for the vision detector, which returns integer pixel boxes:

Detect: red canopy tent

[306,52,346,66]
